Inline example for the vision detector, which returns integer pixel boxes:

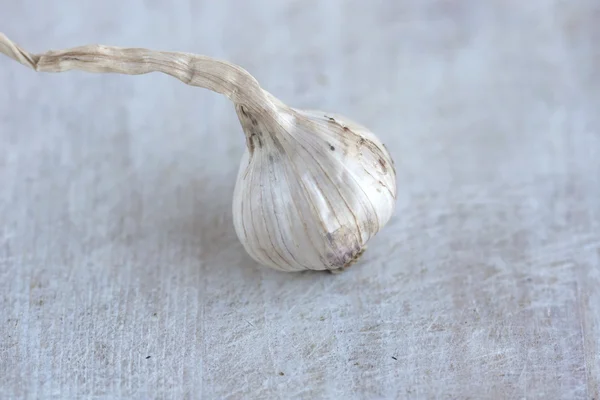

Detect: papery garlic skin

[232,100,397,272]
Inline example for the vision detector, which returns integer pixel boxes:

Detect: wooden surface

[1,1,599,398]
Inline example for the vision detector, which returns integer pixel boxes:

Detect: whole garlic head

[232,91,396,272]
[0,33,397,273]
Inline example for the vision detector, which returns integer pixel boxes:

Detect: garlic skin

[232,94,397,272]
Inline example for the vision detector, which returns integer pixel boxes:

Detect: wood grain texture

[1,0,599,398]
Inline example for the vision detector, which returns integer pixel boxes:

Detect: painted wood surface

[1,1,598,398]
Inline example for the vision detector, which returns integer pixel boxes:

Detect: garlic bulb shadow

[154,174,261,273]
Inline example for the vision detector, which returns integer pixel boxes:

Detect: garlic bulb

[233,97,396,272]
[0,33,396,272]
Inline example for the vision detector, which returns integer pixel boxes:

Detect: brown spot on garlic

[247,132,263,152]
[378,158,387,174]
[249,115,259,127]
[324,226,364,269]
[270,134,285,154]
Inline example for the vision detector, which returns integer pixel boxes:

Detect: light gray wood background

[1,0,599,398]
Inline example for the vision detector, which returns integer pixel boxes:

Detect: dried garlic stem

[0,32,267,111]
